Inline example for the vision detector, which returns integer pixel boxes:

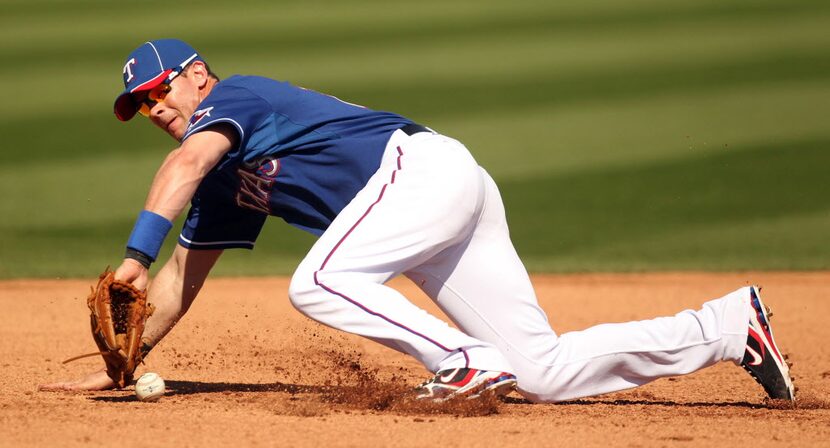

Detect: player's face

[141,64,209,140]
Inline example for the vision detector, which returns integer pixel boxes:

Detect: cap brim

[114,92,139,121]
[113,69,173,121]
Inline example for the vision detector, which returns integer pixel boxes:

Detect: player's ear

[189,61,209,88]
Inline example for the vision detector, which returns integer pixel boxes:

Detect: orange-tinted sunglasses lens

[137,84,172,117]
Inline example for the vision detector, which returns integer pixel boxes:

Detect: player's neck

[199,78,219,102]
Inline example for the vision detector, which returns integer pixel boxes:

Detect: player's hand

[114,258,149,291]
[38,369,115,392]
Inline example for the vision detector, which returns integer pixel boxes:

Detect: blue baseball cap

[114,39,203,121]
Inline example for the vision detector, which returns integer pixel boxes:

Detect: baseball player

[41,39,794,402]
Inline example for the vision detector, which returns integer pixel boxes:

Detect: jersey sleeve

[178,170,267,250]
[180,82,272,161]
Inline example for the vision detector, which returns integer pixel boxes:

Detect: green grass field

[1,0,828,278]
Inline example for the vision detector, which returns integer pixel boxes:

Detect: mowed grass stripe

[545,210,830,272]
[0,154,166,226]
[449,82,830,180]
[242,12,830,96]
[0,216,315,278]
[1,0,826,72]
[501,137,830,271]
[336,48,829,120]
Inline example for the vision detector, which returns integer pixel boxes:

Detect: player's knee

[288,268,355,321]
[287,267,319,314]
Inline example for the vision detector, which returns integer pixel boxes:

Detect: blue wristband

[126,210,173,261]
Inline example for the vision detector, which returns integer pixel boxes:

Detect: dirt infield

[2,273,829,447]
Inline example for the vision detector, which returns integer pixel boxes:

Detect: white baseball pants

[288,129,750,402]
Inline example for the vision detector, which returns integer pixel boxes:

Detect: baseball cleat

[740,286,795,401]
[415,368,517,402]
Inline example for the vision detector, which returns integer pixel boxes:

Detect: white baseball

[135,372,166,402]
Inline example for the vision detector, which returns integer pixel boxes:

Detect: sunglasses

[137,83,172,117]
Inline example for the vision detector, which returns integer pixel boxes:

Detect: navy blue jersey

[177,75,413,250]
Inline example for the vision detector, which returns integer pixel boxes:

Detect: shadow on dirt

[503,396,789,409]
[88,379,329,402]
[164,379,329,395]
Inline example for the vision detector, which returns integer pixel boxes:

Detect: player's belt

[400,123,431,136]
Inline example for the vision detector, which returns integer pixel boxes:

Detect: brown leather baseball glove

[85,268,155,388]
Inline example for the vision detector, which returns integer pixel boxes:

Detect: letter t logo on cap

[123,58,137,83]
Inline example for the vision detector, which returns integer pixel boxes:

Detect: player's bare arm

[114,126,235,288]
[142,245,223,347]
[144,128,235,221]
